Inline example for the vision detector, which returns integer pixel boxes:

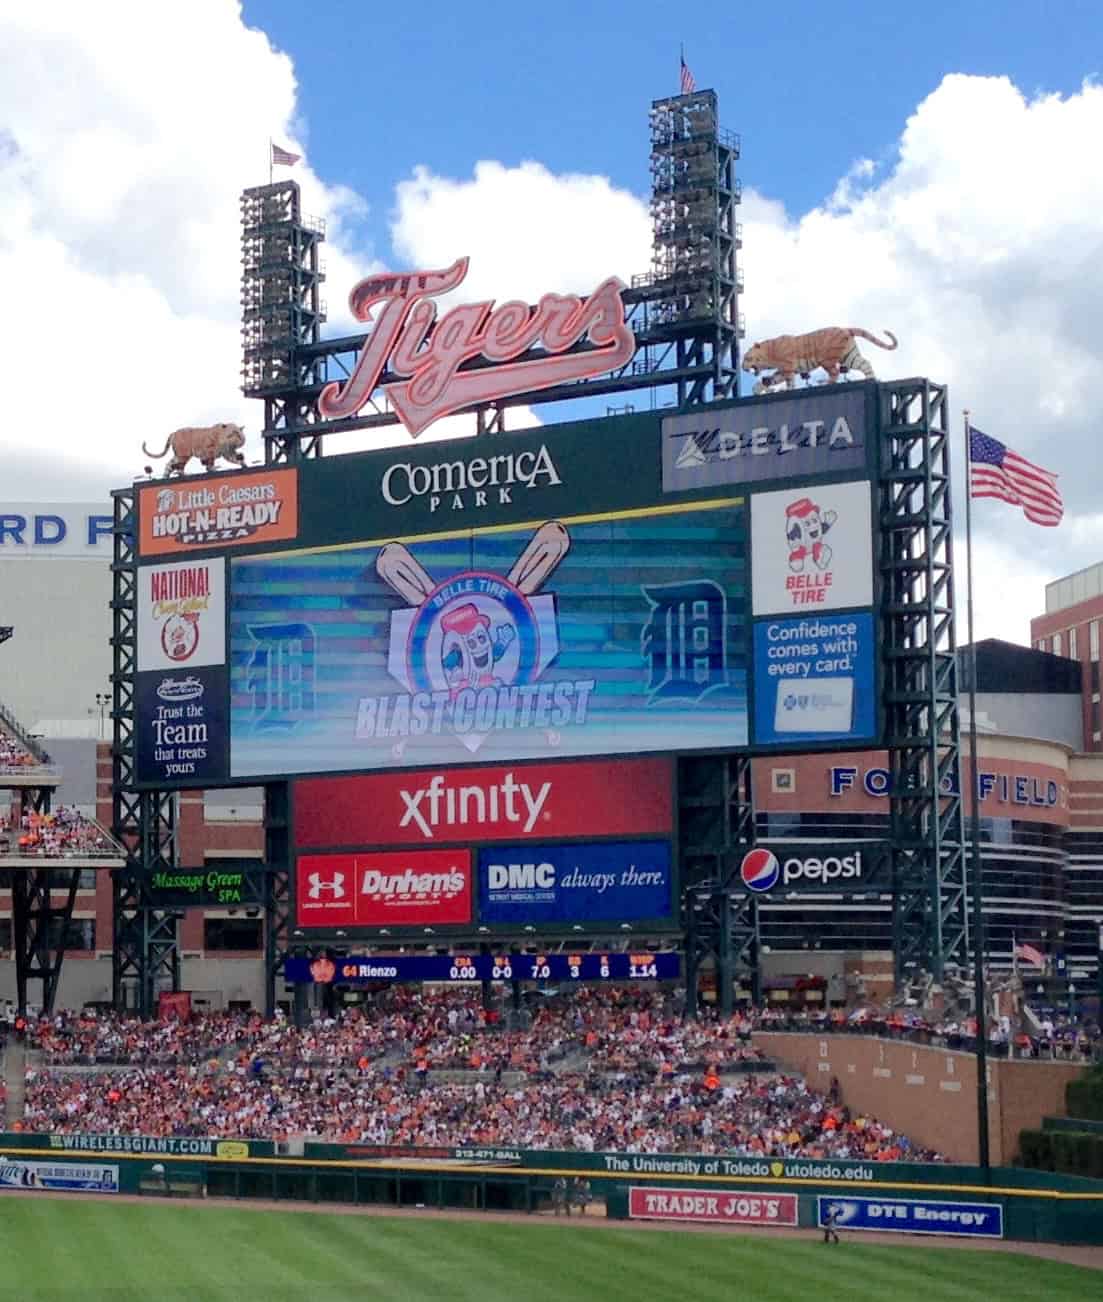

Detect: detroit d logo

[641,580,728,701]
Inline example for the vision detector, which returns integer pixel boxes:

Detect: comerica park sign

[317,258,636,436]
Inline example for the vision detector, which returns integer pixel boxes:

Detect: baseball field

[0,1199,1097,1300]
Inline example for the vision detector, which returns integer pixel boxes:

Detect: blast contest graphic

[356,521,595,753]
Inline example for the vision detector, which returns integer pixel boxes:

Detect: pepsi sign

[738,845,877,893]
[740,848,780,892]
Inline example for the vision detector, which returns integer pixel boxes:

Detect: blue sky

[243,0,1101,265]
[3,1,1103,642]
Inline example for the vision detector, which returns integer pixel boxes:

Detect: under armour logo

[308,872,345,900]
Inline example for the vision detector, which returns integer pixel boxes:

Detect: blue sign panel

[817,1196,1004,1238]
[135,665,229,785]
[753,612,875,745]
[284,952,680,984]
[477,840,672,925]
[661,387,870,493]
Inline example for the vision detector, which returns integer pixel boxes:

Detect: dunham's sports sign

[317,258,636,436]
[296,848,473,928]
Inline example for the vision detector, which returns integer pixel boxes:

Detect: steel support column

[110,486,179,1017]
[879,379,968,985]
[263,781,291,1016]
[678,753,757,1018]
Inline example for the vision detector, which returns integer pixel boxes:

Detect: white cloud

[390,160,653,302]
[738,74,1103,644]
[0,0,373,488]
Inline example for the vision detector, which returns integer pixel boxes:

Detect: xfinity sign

[398,772,552,839]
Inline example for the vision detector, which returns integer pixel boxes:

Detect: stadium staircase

[3,1039,27,1127]
[0,699,51,765]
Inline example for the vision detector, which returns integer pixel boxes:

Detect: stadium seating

[0,806,119,858]
[20,992,942,1158]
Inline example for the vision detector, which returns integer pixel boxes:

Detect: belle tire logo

[740,848,780,893]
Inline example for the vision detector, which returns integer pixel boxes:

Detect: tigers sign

[317,258,636,436]
[138,468,299,557]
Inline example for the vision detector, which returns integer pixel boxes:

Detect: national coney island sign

[317,258,636,436]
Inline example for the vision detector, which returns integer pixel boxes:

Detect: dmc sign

[317,257,636,436]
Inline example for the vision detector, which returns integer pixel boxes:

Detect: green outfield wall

[2,1132,1102,1244]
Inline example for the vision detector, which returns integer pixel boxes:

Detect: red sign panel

[296,849,472,928]
[628,1188,798,1227]
[294,758,672,848]
[138,467,298,557]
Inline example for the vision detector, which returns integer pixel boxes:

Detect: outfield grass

[0,1200,1095,1301]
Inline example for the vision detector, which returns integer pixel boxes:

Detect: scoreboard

[285,951,680,985]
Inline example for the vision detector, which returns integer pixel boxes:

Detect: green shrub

[1066,1073,1103,1122]
[1019,1126,1103,1177]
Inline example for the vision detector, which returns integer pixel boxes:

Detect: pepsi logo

[740,848,780,893]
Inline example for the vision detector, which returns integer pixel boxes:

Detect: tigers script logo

[317,258,636,436]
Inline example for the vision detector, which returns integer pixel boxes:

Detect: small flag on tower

[680,55,696,95]
[968,426,1063,527]
[271,142,301,168]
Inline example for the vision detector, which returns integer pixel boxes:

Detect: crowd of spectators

[16,991,939,1160]
[754,1003,1102,1062]
[0,735,39,771]
[0,807,119,858]
[21,1061,936,1160]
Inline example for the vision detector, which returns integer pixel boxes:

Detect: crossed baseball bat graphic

[376,521,571,606]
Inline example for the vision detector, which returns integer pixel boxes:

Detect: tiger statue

[742,327,898,392]
[142,422,247,477]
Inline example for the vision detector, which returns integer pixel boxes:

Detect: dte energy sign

[817,1197,1003,1239]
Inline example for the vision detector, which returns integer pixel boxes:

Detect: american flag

[968,426,1063,527]
[1014,942,1046,969]
[680,56,696,95]
[271,143,301,168]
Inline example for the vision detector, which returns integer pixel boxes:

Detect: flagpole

[268,137,273,186]
[964,409,991,1172]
